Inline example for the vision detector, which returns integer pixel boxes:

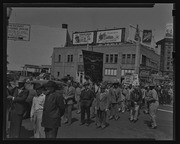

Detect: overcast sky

[7,3,173,70]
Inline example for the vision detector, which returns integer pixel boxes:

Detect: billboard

[142,30,152,43]
[8,23,31,41]
[82,50,103,83]
[165,23,173,38]
[96,29,122,43]
[73,32,94,45]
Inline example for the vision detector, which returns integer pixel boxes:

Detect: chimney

[62,24,68,29]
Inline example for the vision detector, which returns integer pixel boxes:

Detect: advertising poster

[96,29,122,43]
[165,23,173,38]
[82,50,103,83]
[73,32,94,45]
[142,30,152,43]
[8,23,31,41]
[124,73,133,84]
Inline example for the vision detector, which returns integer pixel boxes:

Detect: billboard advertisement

[73,32,94,45]
[8,23,31,41]
[96,29,122,43]
[142,30,152,43]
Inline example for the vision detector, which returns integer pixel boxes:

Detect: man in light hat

[7,79,29,138]
[94,83,110,129]
[108,81,122,120]
[63,79,76,126]
[41,81,65,138]
[145,83,159,129]
[30,83,46,138]
[79,81,95,126]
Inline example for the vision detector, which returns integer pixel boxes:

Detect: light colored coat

[95,91,109,111]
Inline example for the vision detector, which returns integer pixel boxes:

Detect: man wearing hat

[41,81,65,138]
[94,84,110,129]
[108,81,122,120]
[63,79,76,126]
[145,84,159,129]
[7,79,29,138]
[30,83,46,138]
[79,81,95,126]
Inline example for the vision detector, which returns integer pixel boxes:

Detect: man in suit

[7,79,29,138]
[63,80,76,126]
[145,84,159,129]
[79,81,95,126]
[94,84,109,129]
[41,81,65,138]
[109,82,122,120]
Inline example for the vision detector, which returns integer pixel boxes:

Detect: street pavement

[19,104,174,140]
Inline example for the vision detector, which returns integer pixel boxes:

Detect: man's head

[83,81,90,89]
[44,80,57,93]
[67,80,72,87]
[34,83,45,96]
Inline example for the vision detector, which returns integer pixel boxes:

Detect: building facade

[156,38,173,77]
[51,43,160,83]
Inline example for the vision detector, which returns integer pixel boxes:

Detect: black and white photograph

[3,3,174,140]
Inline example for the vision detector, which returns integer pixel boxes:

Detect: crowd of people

[6,77,174,138]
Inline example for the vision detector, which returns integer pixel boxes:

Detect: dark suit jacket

[80,88,95,107]
[11,87,29,115]
[41,90,65,128]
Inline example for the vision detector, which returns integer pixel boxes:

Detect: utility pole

[134,25,141,75]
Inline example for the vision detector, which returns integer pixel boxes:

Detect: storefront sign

[8,23,31,41]
[73,32,94,45]
[96,29,122,43]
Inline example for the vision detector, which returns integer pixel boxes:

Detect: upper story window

[110,54,113,63]
[122,54,126,64]
[132,54,136,64]
[79,54,83,62]
[114,54,118,63]
[105,54,109,63]
[127,54,131,64]
[58,55,61,62]
[67,54,73,62]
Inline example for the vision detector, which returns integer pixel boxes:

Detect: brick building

[51,43,160,83]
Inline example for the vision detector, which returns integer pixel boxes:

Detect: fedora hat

[34,83,44,90]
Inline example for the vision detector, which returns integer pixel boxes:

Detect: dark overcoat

[80,88,95,107]
[41,90,65,128]
[10,87,29,115]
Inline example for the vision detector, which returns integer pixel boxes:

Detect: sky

[7,3,173,71]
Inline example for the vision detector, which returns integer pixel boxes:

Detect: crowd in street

[6,76,174,138]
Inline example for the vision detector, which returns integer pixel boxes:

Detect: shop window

[105,68,117,76]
